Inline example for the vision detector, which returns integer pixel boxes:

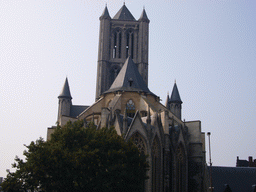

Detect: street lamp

[207,132,213,192]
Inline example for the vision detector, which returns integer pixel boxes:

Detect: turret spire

[170,82,182,104]
[169,81,182,119]
[138,7,149,23]
[58,77,72,99]
[100,5,111,20]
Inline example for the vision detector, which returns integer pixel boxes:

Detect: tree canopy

[1,121,148,192]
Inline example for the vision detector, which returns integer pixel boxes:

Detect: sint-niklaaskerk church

[47,4,209,192]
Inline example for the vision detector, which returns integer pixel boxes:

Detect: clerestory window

[126,99,135,118]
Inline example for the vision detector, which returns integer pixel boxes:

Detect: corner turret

[138,8,150,23]
[100,5,111,20]
[168,81,182,119]
[57,78,72,122]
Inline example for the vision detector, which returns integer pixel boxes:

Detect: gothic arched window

[126,99,135,118]
[126,30,134,58]
[130,132,146,155]
[176,145,186,192]
[113,30,122,58]
[152,137,161,192]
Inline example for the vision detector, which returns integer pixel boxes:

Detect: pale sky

[1,0,256,177]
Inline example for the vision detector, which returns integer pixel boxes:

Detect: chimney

[249,156,253,167]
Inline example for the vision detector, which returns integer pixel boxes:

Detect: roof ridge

[103,57,154,95]
[113,4,135,21]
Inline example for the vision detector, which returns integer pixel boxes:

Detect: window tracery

[126,99,135,118]
[126,30,134,58]
[112,29,122,58]
[130,132,146,155]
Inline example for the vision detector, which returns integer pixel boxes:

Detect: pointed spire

[100,5,111,20]
[170,82,182,104]
[58,77,72,99]
[138,8,150,23]
[113,4,135,21]
[165,92,170,109]
[104,56,154,95]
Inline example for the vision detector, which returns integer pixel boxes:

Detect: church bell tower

[95,4,150,100]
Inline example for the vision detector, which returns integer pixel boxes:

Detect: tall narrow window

[152,137,161,192]
[176,145,186,192]
[113,32,117,58]
[118,32,122,58]
[113,30,122,58]
[126,99,135,118]
[130,132,146,155]
[126,30,134,58]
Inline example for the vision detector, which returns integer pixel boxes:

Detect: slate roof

[100,5,111,20]
[113,4,135,21]
[58,77,72,99]
[210,166,256,192]
[104,57,154,95]
[70,105,89,118]
[138,8,150,22]
[170,82,182,104]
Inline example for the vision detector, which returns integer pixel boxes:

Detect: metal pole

[207,132,213,192]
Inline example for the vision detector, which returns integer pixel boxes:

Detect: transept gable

[124,110,148,142]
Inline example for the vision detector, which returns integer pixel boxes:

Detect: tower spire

[57,78,72,124]
[100,5,111,20]
[58,77,72,99]
[169,81,182,119]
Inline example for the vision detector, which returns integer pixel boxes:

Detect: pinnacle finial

[175,79,176,84]
[123,1,125,5]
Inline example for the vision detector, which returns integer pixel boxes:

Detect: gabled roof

[113,4,135,21]
[211,166,256,192]
[70,105,89,118]
[100,5,111,20]
[138,8,150,22]
[104,57,153,95]
[58,77,72,99]
[170,82,182,104]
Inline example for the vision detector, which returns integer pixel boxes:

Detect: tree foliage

[1,121,148,192]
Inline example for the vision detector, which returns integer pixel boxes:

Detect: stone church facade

[48,4,209,192]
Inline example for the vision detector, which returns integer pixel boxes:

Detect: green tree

[1,121,148,192]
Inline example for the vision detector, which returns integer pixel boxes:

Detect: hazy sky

[1,0,256,177]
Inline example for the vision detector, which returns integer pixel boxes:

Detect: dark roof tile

[58,78,72,99]
[104,57,154,95]
[113,4,135,21]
